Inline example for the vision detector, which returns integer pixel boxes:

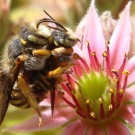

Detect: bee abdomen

[10,90,30,108]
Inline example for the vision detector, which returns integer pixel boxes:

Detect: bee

[0,11,79,126]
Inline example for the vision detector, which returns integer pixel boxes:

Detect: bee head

[52,29,78,47]
[37,11,79,48]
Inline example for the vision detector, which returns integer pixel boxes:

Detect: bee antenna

[43,10,55,21]
[37,18,67,32]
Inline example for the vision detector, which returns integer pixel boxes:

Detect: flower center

[61,42,129,122]
[79,70,108,99]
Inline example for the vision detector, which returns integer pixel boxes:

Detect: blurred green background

[0,0,135,134]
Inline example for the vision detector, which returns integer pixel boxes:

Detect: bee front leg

[52,47,73,56]
[48,67,67,78]
[18,73,42,127]
[48,53,79,78]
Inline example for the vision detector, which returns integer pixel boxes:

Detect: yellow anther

[123,70,129,75]
[90,112,96,118]
[114,77,118,82]
[102,51,107,57]
[108,104,113,111]
[98,97,103,103]
[71,90,76,95]
[119,89,124,94]
[20,38,27,45]
[109,88,114,93]
[91,52,96,56]
[85,99,90,104]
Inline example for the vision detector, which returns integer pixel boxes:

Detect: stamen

[66,83,82,110]
[123,70,129,75]
[99,97,103,103]
[109,88,114,93]
[79,57,90,72]
[90,112,96,118]
[122,71,129,93]
[108,104,113,111]
[76,109,87,119]
[92,52,101,70]
[118,54,127,79]
[114,77,120,92]
[99,97,105,119]
[111,69,118,77]
[73,64,83,77]
[119,89,124,94]
[113,77,118,82]
[107,104,113,117]
[71,90,76,95]
[87,41,97,70]
[66,74,74,90]
[110,92,115,111]
[103,51,113,77]
[85,99,90,104]
[63,97,76,108]
[61,83,71,96]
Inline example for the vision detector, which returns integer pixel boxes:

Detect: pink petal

[109,2,131,69]
[87,125,105,135]
[62,119,88,135]
[76,0,105,65]
[73,45,84,59]
[124,85,135,102]
[120,104,135,124]
[125,55,135,84]
[107,120,132,135]
[5,106,76,132]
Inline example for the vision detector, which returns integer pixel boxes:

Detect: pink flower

[5,0,135,134]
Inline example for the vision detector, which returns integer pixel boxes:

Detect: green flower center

[79,70,108,99]
[62,44,129,122]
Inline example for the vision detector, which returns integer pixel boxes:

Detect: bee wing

[0,74,12,125]
[0,59,21,125]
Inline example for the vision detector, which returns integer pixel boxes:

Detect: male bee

[0,11,79,126]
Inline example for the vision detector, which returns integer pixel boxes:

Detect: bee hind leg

[18,73,42,127]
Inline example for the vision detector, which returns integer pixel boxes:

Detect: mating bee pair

[0,11,79,126]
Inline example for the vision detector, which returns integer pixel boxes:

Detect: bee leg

[18,73,42,127]
[48,67,67,78]
[52,47,73,56]
[48,53,80,78]
[32,49,51,57]
[37,74,56,116]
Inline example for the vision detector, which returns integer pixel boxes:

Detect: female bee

[0,11,79,126]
